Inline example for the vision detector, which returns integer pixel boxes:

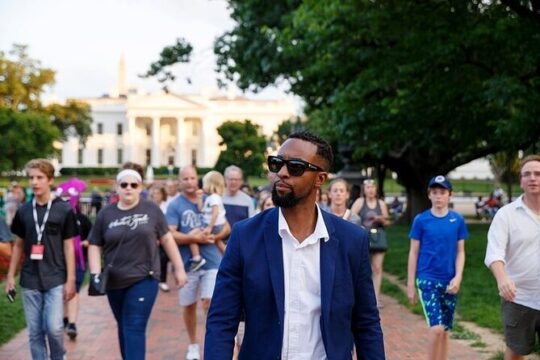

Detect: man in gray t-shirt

[166,165,229,360]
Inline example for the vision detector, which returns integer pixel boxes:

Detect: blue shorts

[416,278,457,331]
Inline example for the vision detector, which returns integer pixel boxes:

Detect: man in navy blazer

[205,132,385,359]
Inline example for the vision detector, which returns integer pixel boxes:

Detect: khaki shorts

[501,300,540,355]
[178,269,218,307]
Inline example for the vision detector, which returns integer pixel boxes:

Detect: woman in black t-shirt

[88,168,187,360]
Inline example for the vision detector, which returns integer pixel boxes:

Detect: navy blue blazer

[205,207,385,360]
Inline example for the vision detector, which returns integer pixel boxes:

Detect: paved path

[0,278,489,360]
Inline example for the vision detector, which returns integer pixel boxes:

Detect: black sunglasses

[120,182,139,189]
[267,156,324,177]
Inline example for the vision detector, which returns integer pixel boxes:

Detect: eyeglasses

[267,156,324,177]
[120,182,139,189]
[363,179,375,185]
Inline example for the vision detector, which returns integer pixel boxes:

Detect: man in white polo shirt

[485,154,540,360]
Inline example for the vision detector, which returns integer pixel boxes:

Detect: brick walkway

[0,279,487,360]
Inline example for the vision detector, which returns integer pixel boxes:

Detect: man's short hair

[224,165,243,179]
[121,162,145,179]
[288,131,334,171]
[25,159,55,179]
[520,154,540,173]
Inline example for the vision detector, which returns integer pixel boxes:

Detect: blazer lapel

[264,208,285,324]
[320,211,338,328]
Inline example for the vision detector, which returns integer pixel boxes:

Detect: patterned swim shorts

[416,278,457,331]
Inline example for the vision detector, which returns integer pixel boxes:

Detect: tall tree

[211,0,540,220]
[0,44,92,144]
[0,108,60,172]
[140,38,193,90]
[214,120,267,177]
[0,44,55,111]
[489,151,520,202]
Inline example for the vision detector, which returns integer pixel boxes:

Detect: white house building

[59,59,296,169]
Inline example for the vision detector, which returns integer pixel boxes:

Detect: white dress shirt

[485,195,540,310]
[278,205,329,360]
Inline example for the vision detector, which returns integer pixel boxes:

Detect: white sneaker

[186,343,200,360]
[159,282,170,292]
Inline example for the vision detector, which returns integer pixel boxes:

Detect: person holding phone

[5,159,77,360]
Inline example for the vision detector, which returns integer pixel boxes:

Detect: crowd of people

[1,132,539,360]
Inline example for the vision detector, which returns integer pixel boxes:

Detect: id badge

[30,244,45,260]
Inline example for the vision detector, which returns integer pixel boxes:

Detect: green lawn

[384,223,502,331]
[0,280,26,345]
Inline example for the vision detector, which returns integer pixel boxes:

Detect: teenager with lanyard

[5,159,77,360]
[88,167,187,360]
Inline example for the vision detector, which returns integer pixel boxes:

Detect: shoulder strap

[105,230,128,268]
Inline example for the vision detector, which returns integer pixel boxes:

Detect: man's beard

[272,184,300,208]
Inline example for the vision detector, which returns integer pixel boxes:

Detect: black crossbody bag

[88,230,127,296]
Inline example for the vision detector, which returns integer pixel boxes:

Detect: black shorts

[501,300,540,355]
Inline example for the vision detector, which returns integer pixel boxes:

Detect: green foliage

[272,117,305,145]
[488,151,520,200]
[45,100,92,144]
[0,107,60,172]
[0,44,55,111]
[0,44,93,157]
[214,0,540,221]
[141,38,193,87]
[214,120,267,177]
[0,280,26,345]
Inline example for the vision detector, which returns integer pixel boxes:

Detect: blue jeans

[21,284,65,360]
[107,277,158,360]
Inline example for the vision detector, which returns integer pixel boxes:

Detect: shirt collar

[514,195,525,209]
[278,204,330,244]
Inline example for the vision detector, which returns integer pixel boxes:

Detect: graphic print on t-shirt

[108,214,149,230]
[181,209,202,229]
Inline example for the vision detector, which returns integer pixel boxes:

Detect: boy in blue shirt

[407,175,468,360]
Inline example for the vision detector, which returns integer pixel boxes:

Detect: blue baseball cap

[428,175,452,190]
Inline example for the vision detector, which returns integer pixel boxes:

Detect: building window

[97,123,103,134]
[117,123,123,135]
[191,149,197,167]
[146,149,151,166]
[168,155,174,166]
[117,149,123,164]
[77,148,83,165]
[97,149,103,165]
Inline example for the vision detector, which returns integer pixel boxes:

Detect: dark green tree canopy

[140,37,193,88]
[213,0,540,219]
[0,44,92,145]
[0,108,60,172]
[214,120,267,177]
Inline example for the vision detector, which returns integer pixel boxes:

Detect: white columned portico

[175,117,185,167]
[151,117,160,167]
[125,115,136,161]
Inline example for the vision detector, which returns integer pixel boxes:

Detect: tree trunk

[506,181,512,204]
[403,186,431,223]
[376,164,386,199]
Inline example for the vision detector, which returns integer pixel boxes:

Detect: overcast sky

[0,0,291,101]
